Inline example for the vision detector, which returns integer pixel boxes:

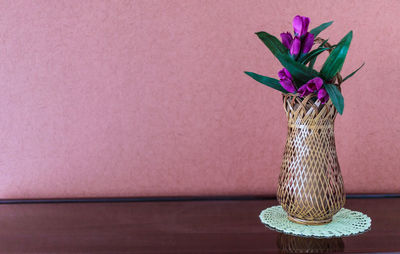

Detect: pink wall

[0,0,399,199]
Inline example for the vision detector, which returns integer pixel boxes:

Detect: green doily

[259,206,371,238]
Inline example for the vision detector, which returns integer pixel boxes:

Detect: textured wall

[0,0,398,198]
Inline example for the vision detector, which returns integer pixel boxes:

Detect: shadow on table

[277,233,344,253]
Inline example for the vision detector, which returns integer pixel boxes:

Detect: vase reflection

[277,233,344,253]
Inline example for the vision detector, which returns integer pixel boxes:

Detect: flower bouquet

[245,16,364,225]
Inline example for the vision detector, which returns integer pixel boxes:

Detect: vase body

[277,94,345,225]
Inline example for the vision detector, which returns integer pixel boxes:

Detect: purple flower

[298,77,330,104]
[298,84,311,97]
[293,15,310,37]
[278,68,296,93]
[302,32,314,54]
[290,36,301,57]
[298,77,324,97]
[280,32,293,49]
[318,88,329,104]
[280,32,301,58]
[281,15,314,58]
[306,77,324,91]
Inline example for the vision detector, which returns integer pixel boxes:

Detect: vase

[277,93,345,225]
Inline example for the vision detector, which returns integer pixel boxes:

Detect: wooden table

[0,197,399,253]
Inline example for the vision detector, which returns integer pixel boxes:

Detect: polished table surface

[0,197,399,253]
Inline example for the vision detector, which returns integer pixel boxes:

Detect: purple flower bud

[290,36,301,56]
[302,32,314,54]
[278,68,292,80]
[293,15,310,37]
[280,32,293,49]
[298,77,324,97]
[298,84,311,97]
[318,88,329,104]
[305,77,324,92]
[280,79,297,93]
[278,68,296,93]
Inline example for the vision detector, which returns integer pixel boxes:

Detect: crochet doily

[259,205,371,238]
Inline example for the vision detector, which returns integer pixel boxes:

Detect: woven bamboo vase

[277,93,345,225]
[277,38,345,225]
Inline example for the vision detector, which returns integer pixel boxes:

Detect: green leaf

[319,39,329,48]
[255,31,288,55]
[244,71,288,93]
[320,31,353,81]
[324,83,344,114]
[309,58,317,69]
[308,39,329,69]
[255,31,319,87]
[310,21,333,37]
[342,62,365,83]
[300,47,332,65]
